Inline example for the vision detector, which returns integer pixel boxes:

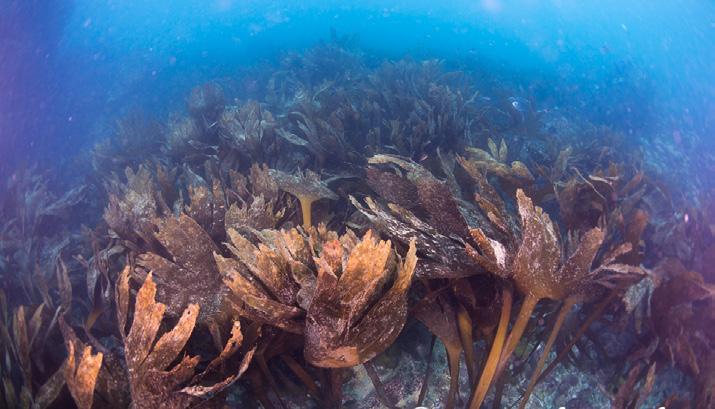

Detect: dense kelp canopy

[0,36,713,409]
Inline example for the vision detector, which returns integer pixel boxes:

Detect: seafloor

[0,39,713,409]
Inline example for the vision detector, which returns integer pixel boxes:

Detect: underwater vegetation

[0,37,714,409]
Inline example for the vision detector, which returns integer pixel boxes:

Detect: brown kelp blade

[65,340,103,409]
[120,270,255,408]
[305,236,417,368]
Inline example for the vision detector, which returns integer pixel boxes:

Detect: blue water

[2,0,714,179]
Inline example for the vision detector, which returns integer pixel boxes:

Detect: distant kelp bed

[0,38,713,409]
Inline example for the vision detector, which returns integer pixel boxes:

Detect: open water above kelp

[1,1,714,409]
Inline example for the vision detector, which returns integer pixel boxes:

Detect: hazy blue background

[1,0,714,178]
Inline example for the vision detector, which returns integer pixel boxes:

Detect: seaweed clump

[116,268,254,408]
[218,226,416,368]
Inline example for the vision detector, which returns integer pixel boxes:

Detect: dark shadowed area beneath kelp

[0,39,714,409]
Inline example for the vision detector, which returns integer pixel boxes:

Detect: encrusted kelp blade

[116,265,131,338]
[219,101,277,161]
[153,214,219,283]
[12,306,32,390]
[216,228,305,334]
[368,154,471,239]
[466,227,509,278]
[144,303,199,373]
[185,178,227,240]
[346,238,417,363]
[116,272,174,407]
[365,167,419,210]
[512,189,562,300]
[121,272,197,407]
[334,231,393,326]
[305,234,417,368]
[194,321,245,381]
[136,214,230,324]
[361,154,517,281]
[247,163,281,201]
[350,196,478,278]
[118,271,253,409]
[65,340,103,409]
[103,166,164,248]
[225,195,285,233]
[182,321,257,399]
[124,273,177,377]
[558,227,606,294]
